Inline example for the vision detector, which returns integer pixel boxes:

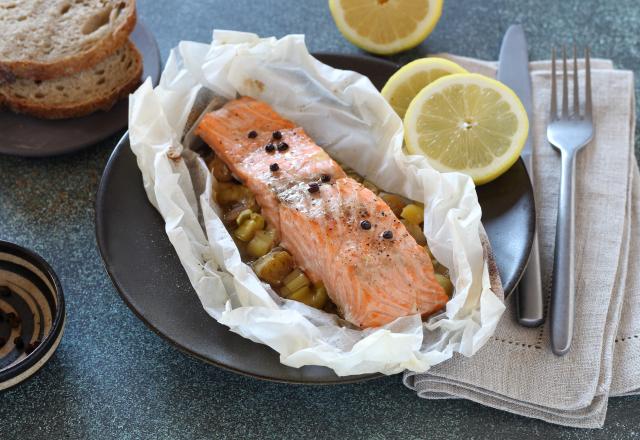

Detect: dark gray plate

[95,53,535,384]
[0,22,161,158]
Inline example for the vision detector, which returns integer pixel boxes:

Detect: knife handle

[516,232,544,327]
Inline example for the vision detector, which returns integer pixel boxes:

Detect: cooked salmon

[196,97,448,328]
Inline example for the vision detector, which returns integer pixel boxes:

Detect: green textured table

[1,1,639,438]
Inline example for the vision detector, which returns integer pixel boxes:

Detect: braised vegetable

[346,171,363,183]
[401,203,424,226]
[253,250,294,286]
[401,219,426,246]
[286,285,313,303]
[216,182,255,207]
[286,282,329,309]
[379,192,409,217]
[212,155,233,182]
[282,268,310,294]
[235,209,253,225]
[435,274,454,298]
[433,260,448,276]
[223,204,251,225]
[247,229,276,258]
[251,213,265,230]
[234,212,265,242]
[310,282,329,309]
[362,180,379,194]
[235,219,259,241]
[423,245,434,260]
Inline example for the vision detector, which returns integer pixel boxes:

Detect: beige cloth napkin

[403,55,638,429]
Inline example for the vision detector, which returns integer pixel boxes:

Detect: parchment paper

[128,31,505,376]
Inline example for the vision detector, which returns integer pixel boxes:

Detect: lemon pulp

[403,73,529,185]
[329,0,443,55]
[381,57,467,118]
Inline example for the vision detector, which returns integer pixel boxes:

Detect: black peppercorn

[321,174,331,183]
[360,220,371,230]
[277,142,289,152]
[265,143,276,153]
[270,163,280,172]
[308,182,320,193]
[382,230,393,239]
[272,131,282,140]
[248,130,258,139]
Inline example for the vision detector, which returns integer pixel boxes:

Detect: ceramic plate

[0,22,161,157]
[96,54,535,384]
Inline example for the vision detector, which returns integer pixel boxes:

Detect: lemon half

[382,57,467,119]
[403,73,529,185]
[329,0,443,55]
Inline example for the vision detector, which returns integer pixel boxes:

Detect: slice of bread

[0,0,136,80]
[0,40,142,119]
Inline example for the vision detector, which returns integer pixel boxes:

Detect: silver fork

[548,46,594,356]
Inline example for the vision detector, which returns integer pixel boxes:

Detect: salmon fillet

[196,97,448,328]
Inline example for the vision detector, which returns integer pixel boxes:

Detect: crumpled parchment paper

[128,30,505,376]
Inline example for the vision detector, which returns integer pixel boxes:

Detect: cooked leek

[435,274,454,298]
[282,268,310,293]
[212,155,233,182]
[401,219,426,245]
[379,192,409,217]
[253,250,294,286]
[362,180,379,194]
[400,203,424,225]
[247,229,276,258]
[216,183,253,206]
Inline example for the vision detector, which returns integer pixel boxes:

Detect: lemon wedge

[403,73,529,185]
[382,57,467,119]
[328,0,443,55]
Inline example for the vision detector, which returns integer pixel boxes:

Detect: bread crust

[1,44,142,119]
[0,2,137,81]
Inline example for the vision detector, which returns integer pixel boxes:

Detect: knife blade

[497,25,544,327]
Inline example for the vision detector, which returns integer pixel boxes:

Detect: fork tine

[585,46,592,119]
[562,46,569,118]
[550,47,557,120]
[573,45,579,116]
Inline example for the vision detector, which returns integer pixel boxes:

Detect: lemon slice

[404,73,529,185]
[328,0,443,55]
[381,57,467,119]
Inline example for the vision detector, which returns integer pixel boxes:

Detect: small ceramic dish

[0,240,65,391]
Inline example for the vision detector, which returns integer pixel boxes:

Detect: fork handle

[550,151,577,356]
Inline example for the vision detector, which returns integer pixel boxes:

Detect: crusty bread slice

[0,40,142,119]
[0,0,136,80]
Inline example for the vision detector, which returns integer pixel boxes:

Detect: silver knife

[497,25,544,327]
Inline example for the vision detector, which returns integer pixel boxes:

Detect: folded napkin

[404,54,638,428]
